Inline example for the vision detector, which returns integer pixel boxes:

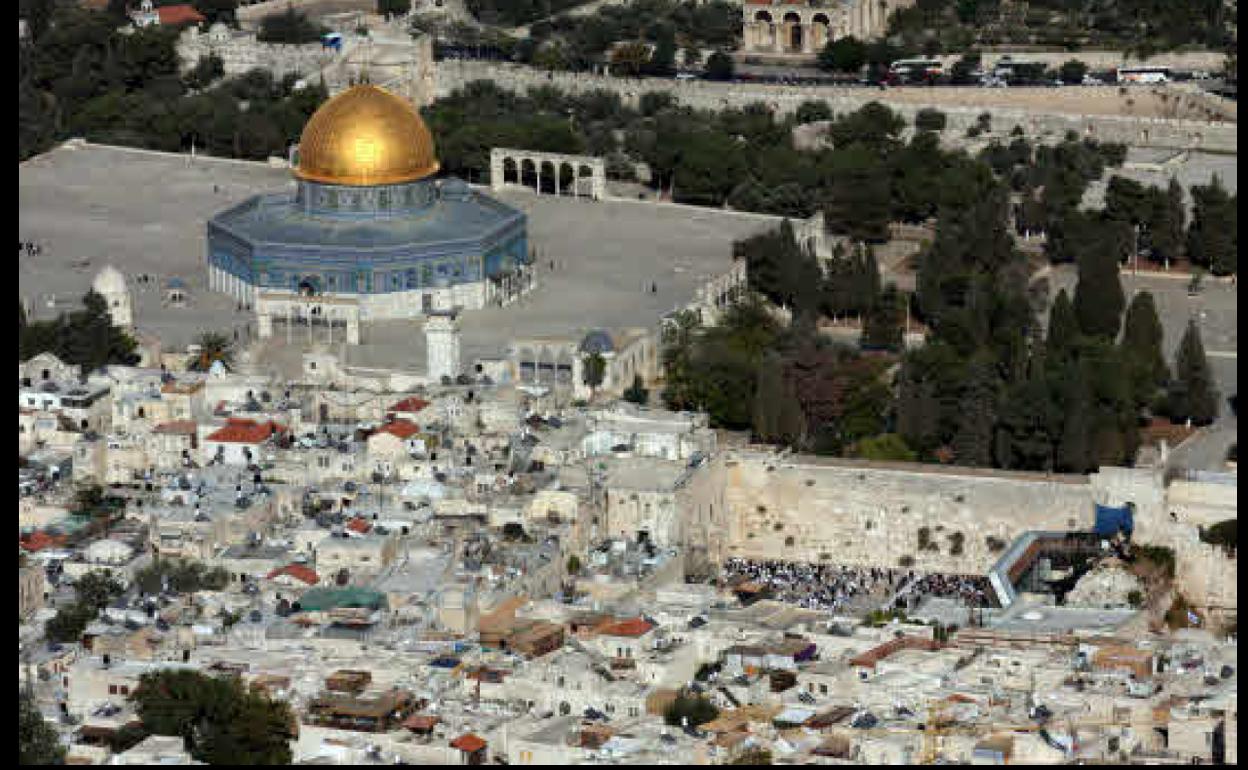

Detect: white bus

[1116,66,1170,84]
[889,59,943,78]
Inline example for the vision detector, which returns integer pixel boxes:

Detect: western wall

[436,61,1237,153]
[688,450,1236,618]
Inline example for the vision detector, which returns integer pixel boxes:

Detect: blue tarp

[1094,503,1133,537]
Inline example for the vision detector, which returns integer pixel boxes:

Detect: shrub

[1127,590,1144,608]
[1133,544,1177,580]
[1199,519,1236,555]
[986,535,1007,552]
[914,108,946,132]
[899,554,915,567]
[664,694,719,727]
[948,531,965,556]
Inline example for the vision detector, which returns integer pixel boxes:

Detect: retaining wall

[435,61,1237,153]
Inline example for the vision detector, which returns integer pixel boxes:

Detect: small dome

[92,266,128,295]
[579,330,615,355]
[295,84,439,187]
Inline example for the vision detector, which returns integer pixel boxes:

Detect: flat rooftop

[20,142,774,371]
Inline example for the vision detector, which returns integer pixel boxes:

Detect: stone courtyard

[18,142,774,377]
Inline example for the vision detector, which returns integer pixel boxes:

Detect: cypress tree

[1148,178,1185,267]
[862,283,904,351]
[951,357,999,467]
[896,362,940,455]
[1073,230,1125,340]
[1046,289,1080,363]
[1054,363,1094,473]
[994,360,1055,471]
[1186,175,1237,276]
[1119,291,1169,410]
[1167,320,1219,425]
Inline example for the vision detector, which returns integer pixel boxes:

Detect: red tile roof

[450,733,487,753]
[345,518,371,535]
[849,635,942,669]
[156,4,206,25]
[374,419,421,440]
[389,397,431,413]
[20,531,66,552]
[152,420,198,435]
[596,617,654,638]
[205,418,284,444]
[403,714,441,731]
[266,564,320,585]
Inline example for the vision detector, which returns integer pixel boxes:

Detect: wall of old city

[436,61,1236,153]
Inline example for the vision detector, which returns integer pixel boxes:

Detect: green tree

[377,0,411,15]
[795,100,833,125]
[1119,291,1169,410]
[193,0,240,25]
[914,108,946,132]
[1166,320,1219,425]
[1186,175,1237,275]
[751,356,805,448]
[994,362,1056,471]
[1072,229,1125,340]
[622,374,648,405]
[257,8,326,44]
[663,694,719,727]
[582,351,606,395]
[704,50,734,81]
[1058,58,1088,84]
[131,669,295,765]
[1054,362,1095,473]
[861,283,904,351]
[20,689,66,765]
[951,356,999,467]
[817,36,867,73]
[1148,178,1185,267]
[188,331,234,372]
[854,433,916,462]
[74,570,125,612]
[184,54,225,91]
[824,147,892,242]
[1045,289,1080,364]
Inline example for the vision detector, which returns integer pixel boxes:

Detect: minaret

[425,310,461,383]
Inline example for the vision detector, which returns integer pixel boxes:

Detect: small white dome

[92,266,128,295]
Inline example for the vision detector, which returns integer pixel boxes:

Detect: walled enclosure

[436,62,1236,154]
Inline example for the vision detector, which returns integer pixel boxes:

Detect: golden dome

[295,84,439,187]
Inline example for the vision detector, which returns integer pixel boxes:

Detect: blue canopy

[1094,503,1134,537]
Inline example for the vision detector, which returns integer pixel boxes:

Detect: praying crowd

[722,558,902,613]
[722,557,997,614]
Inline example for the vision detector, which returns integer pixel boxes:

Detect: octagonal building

[206,84,529,319]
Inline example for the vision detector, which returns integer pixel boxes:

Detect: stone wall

[178,28,335,80]
[435,61,1237,153]
[695,451,1236,617]
[715,449,1094,573]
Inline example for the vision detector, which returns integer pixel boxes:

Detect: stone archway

[490,148,608,201]
[538,160,558,194]
[520,158,539,191]
[810,13,830,51]
[782,12,803,53]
